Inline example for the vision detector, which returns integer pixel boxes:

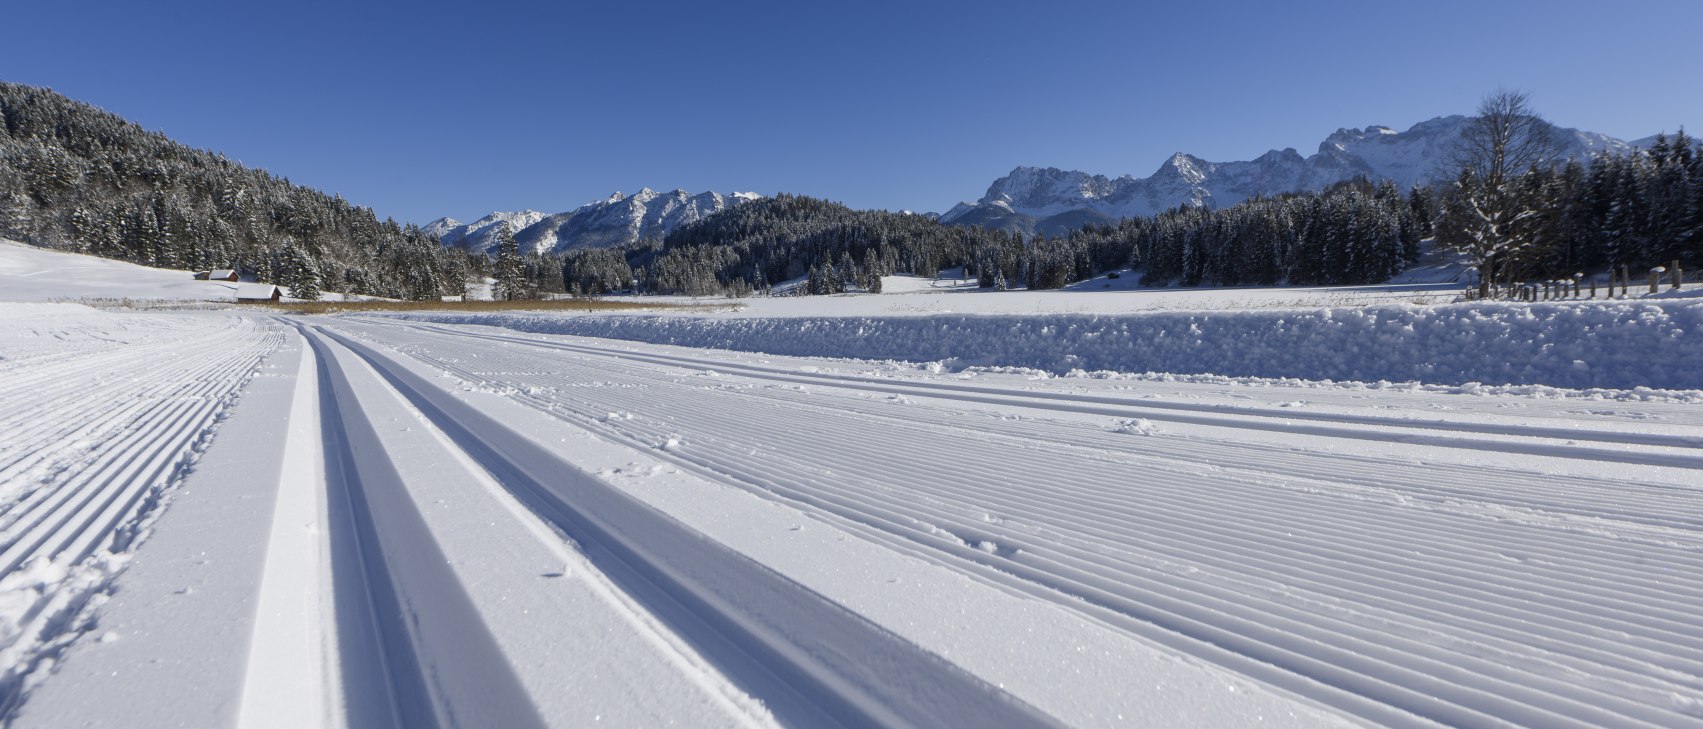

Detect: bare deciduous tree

[1445,89,1567,295]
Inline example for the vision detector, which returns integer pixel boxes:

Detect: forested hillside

[562,183,1428,297]
[0,82,477,300]
[567,130,1700,298]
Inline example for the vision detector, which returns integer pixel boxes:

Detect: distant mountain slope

[422,210,546,251]
[430,188,760,255]
[942,116,1639,235]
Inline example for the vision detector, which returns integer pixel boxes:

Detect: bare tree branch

[1442,90,1568,294]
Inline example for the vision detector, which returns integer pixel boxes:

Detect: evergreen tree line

[485,222,571,301]
[563,194,981,297]
[16,81,1689,301]
[579,135,1699,299]
[0,82,478,300]
[576,182,1430,297]
[1083,179,1423,288]
[1432,131,1703,282]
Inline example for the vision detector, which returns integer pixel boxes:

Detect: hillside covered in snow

[427,188,761,255]
[941,116,1641,235]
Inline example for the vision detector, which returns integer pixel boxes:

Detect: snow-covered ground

[4,245,1702,727]
[0,239,381,303]
[0,305,283,709]
[385,294,1703,391]
[627,272,1472,317]
[0,240,233,302]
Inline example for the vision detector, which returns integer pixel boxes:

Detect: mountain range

[425,188,761,255]
[939,115,1647,236]
[432,115,1669,249]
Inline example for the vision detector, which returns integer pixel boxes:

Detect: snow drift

[378,299,1703,391]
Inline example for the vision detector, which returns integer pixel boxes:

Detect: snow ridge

[377,298,1703,392]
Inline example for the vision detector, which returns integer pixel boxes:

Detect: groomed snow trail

[0,310,283,710]
[10,309,1702,727]
[294,323,1061,728]
[334,316,1703,729]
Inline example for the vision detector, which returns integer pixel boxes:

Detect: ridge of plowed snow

[377,297,1703,390]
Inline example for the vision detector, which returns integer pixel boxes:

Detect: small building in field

[194,269,240,282]
[235,282,282,303]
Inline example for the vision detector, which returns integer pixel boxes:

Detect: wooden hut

[194,269,239,282]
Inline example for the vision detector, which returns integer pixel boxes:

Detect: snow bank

[378,299,1703,390]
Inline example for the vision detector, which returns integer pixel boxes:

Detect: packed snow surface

[0,306,282,706]
[5,246,1703,727]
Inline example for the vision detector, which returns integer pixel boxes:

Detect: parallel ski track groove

[0,314,282,713]
[381,327,1703,609]
[0,317,260,489]
[0,324,275,552]
[300,326,548,729]
[317,325,1066,729]
[396,321,1703,456]
[340,320,1703,729]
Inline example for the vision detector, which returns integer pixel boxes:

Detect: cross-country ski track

[5,311,1703,728]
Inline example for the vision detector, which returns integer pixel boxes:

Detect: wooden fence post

[1673,260,1684,290]
[1650,266,1665,295]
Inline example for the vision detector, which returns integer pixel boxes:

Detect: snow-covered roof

[235,282,281,300]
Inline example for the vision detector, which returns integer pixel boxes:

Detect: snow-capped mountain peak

[421,216,461,238]
[424,210,545,250]
[1157,153,1212,185]
[431,190,761,255]
[940,115,1641,235]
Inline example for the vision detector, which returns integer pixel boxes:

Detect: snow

[423,209,548,252]
[0,308,283,707]
[943,116,1640,225]
[316,318,1703,727]
[654,279,1473,317]
[433,188,762,255]
[0,239,231,302]
[380,291,1703,391]
[0,239,392,304]
[466,276,497,301]
[7,235,1703,727]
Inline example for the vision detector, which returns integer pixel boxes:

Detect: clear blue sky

[5,0,1698,225]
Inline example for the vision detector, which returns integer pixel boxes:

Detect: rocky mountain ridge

[940,116,1641,235]
[427,188,760,255]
